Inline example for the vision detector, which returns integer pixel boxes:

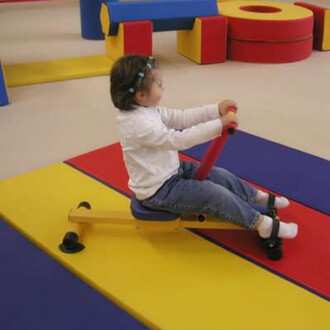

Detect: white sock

[255,191,289,209]
[257,215,298,239]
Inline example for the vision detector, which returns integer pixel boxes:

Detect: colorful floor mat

[66,142,330,301]
[1,132,329,329]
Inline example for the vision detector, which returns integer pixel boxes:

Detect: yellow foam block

[105,23,125,61]
[4,55,113,87]
[0,163,329,329]
[177,18,202,64]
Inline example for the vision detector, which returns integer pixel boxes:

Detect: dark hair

[110,55,159,111]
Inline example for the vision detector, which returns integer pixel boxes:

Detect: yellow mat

[0,163,329,329]
[4,55,113,87]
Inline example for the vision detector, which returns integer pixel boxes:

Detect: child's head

[110,55,163,111]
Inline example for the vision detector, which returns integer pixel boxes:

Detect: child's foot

[257,215,298,239]
[255,191,289,209]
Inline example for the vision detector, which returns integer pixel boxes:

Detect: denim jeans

[141,161,260,228]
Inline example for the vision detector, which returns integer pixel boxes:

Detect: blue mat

[0,219,147,330]
[183,131,330,215]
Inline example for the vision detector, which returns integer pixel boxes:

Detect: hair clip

[127,58,155,94]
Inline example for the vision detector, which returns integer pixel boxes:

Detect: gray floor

[0,0,329,180]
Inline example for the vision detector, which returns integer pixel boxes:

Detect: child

[110,54,298,258]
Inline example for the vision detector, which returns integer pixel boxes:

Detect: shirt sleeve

[157,104,219,129]
[133,115,222,151]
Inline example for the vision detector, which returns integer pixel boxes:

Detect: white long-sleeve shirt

[117,104,222,200]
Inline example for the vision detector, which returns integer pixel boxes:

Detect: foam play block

[218,1,313,41]
[177,18,202,63]
[177,16,227,64]
[218,1,314,62]
[0,163,329,329]
[0,60,9,106]
[101,0,219,36]
[0,219,147,330]
[228,37,313,63]
[4,55,113,87]
[295,2,330,50]
[105,21,152,61]
[80,0,104,40]
[66,143,330,301]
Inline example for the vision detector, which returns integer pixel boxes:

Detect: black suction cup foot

[59,232,84,254]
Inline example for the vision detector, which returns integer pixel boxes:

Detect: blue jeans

[141,161,260,228]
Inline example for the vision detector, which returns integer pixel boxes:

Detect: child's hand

[218,100,237,116]
[220,112,239,128]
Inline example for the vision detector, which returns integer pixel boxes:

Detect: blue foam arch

[103,0,219,35]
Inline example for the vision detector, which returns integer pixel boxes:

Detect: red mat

[66,143,330,301]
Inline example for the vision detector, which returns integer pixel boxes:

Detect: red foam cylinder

[226,16,313,42]
[228,37,313,63]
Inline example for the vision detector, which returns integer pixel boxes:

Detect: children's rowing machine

[59,106,255,254]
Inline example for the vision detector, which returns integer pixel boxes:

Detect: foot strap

[270,217,280,240]
[268,194,276,209]
[260,195,283,260]
[267,194,278,219]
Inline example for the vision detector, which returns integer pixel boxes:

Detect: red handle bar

[194,106,237,181]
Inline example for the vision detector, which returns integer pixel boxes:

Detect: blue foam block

[103,0,219,35]
[0,219,147,330]
[182,131,330,215]
[0,62,9,106]
[79,0,104,40]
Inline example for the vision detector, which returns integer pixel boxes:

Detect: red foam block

[295,2,328,50]
[200,16,227,64]
[124,21,152,56]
